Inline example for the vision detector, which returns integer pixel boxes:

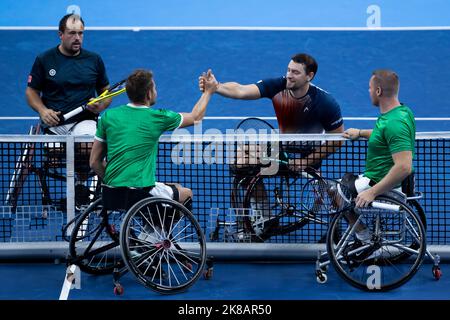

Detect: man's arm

[87,85,113,114]
[310,124,345,164]
[216,82,261,100]
[179,92,213,127]
[343,128,373,140]
[88,55,112,113]
[180,70,217,128]
[289,124,345,170]
[355,150,413,207]
[89,139,107,179]
[199,71,261,100]
[25,87,61,127]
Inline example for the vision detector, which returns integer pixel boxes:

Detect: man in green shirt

[89,69,217,207]
[342,69,415,243]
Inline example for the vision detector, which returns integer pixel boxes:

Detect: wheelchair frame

[5,124,99,215]
[313,181,441,291]
[217,166,329,243]
[5,124,62,212]
[67,194,214,295]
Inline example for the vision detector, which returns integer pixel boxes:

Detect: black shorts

[102,184,179,211]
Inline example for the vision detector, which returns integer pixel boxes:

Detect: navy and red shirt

[255,77,343,134]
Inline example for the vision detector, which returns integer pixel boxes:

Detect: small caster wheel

[316,271,328,284]
[114,284,124,295]
[432,266,442,280]
[204,268,213,280]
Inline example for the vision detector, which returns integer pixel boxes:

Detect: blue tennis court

[1,1,450,304]
[0,260,449,300]
[1,29,450,133]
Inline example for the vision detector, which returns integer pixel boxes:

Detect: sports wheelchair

[307,169,442,291]
[68,185,213,295]
[211,117,336,243]
[5,124,99,216]
[213,143,328,243]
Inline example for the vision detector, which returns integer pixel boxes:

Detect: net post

[66,136,75,233]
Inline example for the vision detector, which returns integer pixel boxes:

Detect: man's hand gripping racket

[60,79,126,124]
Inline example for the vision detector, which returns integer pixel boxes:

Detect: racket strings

[236,117,279,162]
[236,118,275,132]
[88,80,126,105]
[303,178,353,215]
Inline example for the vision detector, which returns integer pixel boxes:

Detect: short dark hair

[126,69,154,104]
[291,53,318,78]
[371,69,399,97]
[59,14,85,33]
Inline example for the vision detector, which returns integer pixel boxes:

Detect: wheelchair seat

[340,172,416,201]
[101,185,153,211]
[383,173,417,203]
[401,173,416,197]
[382,189,407,202]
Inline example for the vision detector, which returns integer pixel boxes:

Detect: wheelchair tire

[243,174,310,241]
[120,197,207,294]
[326,195,426,291]
[375,199,426,265]
[69,198,122,275]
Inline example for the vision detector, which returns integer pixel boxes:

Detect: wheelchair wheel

[242,173,310,240]
[375,199,427,265]
[69,198,122,275]
[230,175,252,209]
[409,200,426,229]
[120,197,207,294]
[326,195,426,291]
[227,175,255,242]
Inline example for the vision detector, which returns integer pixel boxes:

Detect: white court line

[59,264,81,300]
[2,26,450,31]
[1,116,450,121]
[0,117,39,120]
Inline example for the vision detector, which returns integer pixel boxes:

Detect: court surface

[1,3,450,303]
[0,260,449,300]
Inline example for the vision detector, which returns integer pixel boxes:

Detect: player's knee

[167,183,193,204]
[178,186,193,203]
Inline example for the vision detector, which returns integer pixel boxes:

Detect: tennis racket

[61,79,127,123]
[236,117,289,172]
[236,116,277,156]
[301,168,353,215]
[236,117,276,132]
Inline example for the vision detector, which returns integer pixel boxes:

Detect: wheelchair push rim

[326,195,426,292]
[119,197,207,294]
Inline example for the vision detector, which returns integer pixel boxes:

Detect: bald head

[371,69,399,98]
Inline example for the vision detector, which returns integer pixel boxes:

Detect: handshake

[198,69,220,94]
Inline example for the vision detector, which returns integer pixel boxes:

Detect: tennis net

[0,131,449,252]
